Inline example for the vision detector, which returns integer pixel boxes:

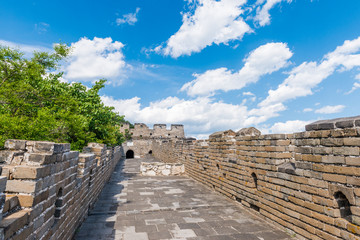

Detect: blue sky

[1,0,360,138]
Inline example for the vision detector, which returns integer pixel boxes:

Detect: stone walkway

[75,157,293,240]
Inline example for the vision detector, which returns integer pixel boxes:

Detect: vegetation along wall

[0,140,121,240]
[153,116,360,240]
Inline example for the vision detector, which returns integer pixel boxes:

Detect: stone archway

[126,150,134,159]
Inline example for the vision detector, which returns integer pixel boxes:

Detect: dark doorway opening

[126,150,134,159]
[148,150,153,154]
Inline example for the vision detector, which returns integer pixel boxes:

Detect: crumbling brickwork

[152,116,360,240]
[0,140,121,240]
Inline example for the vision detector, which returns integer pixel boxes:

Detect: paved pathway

[75,157,293,240]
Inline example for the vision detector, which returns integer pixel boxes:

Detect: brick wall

[0,140,122,240]
[152,116,360,240]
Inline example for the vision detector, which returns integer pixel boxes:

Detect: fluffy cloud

[267,119,312,134]
[259,37,360,109]
[101,38,360,138]
[181,42,292,96]
[155,0,295,58]
[64,37,128,84]
[254,0,292,26]
[116,8,140,26]
[157,0,251,58]
[102,95,252,137]
[102,93,314,138]
[315,105,345,114]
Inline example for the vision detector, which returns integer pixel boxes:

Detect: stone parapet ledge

[140,162,185,176]
[306,115,360,131]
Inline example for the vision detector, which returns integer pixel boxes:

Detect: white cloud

[347,81,360,94]
[64,37,129,84]
[0,39,52,57]
[315,105,345,114]
[267,119,312,134]
[303,108,313,112]
[157,0,251,58]
[116,8,140,26]
[243,91,255,96]
[181,42,292,96]
[259,37,360,109]
[243,91,256,101]
[101,96,141,115]
[102,95,254,136]
[34,22,50,34]
[254,0,292,26]
[154,0,296,58]
[346,74,360,94]
[103,93,308,138]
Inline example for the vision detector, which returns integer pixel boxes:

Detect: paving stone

[177,223,201,229]
[170,229,197,238]
[147,230,172,240]
[183,217,205,223]
[123,232,148,240]
[213,226,239,235]
[145,218,167,225]
[74,157,293,240]
[135,224,158,233]
[229,233,259,240]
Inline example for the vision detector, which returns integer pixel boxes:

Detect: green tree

[0,45,127,150]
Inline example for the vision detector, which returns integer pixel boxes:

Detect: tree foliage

[0,45,127,150]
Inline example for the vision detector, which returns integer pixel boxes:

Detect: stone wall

[152,116,360,240]
[122,139,153,159]
[0,140,122,240]
[140,162,185,176]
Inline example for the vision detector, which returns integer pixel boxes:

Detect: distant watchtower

[120,123,185,158]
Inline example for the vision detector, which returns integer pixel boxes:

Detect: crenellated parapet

[120,123,185,140]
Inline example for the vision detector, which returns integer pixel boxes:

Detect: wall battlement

[0,140,121,240]
[120,123,185,140]
[152,116,360,240]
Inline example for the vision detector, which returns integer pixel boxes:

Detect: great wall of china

[0,115,360,239]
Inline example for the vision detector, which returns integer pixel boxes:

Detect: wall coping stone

[306,115,360,131]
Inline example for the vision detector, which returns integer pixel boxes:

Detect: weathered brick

[345,156,360,166]
[323,173,347,184]
[6,180,41,193]
[344,138,360,146]
[333,147,359,156]
[302,154,322,162]
[12,166,51,179]
[0,209,31,239]
[347,223,360,235]
[322,155,345,164]
[4,140,27,151]
[321,138,343,146]
[24,153,57,165]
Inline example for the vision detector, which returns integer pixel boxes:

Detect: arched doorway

[148,150,153,154]
[126,150,134,159]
